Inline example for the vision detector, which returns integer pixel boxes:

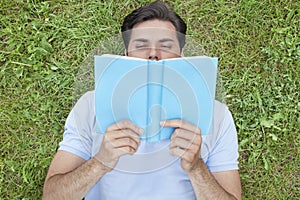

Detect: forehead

[130,19,177,41]
[133,19,176,30]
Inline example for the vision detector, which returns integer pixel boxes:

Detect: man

[43,1,242,199]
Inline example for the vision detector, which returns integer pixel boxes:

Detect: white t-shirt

[59,91,239,199]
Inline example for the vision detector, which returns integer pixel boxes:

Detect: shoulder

[71,91,95,116]
[75,90,95,107]
[71,90,96,129]
[201,100,237,161]
[59,91,96,160]
[213,100,234,133]
[213,100,236,138]
[213,100,232,121]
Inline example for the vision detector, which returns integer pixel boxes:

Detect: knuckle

[170,131,176,139]
[172,137,180,145]
[195,134,202,143]
[191,144,199,152]
[132,140,138,148]
[185,141,192,149]
[136,137,140,143]
[174,128,180,135]
[169,148,176,156]
[191,134,200,143]
[103,133,111,141]
[127,146,134,153]
[106,125,113,132]
[126,138,132,145]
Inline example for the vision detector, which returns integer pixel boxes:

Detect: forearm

[188,159,237,200]
[43,157,108,200]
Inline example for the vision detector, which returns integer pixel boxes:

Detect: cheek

[160,46,182,59]
[160,51,181,59]
[127,50,148,59]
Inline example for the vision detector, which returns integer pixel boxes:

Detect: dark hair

[121,1,187,51]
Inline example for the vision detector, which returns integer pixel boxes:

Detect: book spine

[146,60,164,142]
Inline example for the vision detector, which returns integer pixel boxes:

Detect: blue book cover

[94,54,218,142]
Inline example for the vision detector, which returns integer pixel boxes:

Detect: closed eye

[132,39,149,49]
[160,44,172,49]
[159,39,175,50]
[135,44,148,49]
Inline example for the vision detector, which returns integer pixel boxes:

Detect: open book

[94,54,218,142]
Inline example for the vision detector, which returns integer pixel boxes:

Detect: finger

[170,137,199,153]
[111,137,140,151]
[107,129,141,141]
[160,119,200,134]
[116,146,138,157]
[107,120,144,134]
[169,147,196,163]
[171,128,201,144]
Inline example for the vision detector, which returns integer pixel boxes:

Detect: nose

[148,55,159,60]
[148,47,160,60]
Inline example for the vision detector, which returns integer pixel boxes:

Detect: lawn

[0,0,299,199]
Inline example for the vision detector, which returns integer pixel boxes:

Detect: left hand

[160,120,202,173]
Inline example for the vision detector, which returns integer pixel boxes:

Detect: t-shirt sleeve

[206,107,239,172]
[58,92,94,161]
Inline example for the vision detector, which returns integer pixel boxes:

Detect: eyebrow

[132,38,149,43]
[158,38,175,43]
[132,38,175,43]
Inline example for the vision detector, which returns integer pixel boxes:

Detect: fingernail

[160,121,165,126]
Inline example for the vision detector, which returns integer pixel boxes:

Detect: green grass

[1,0,299,199]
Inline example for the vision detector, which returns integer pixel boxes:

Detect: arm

[161,120,241,200]
[188,161,241,200]
[43,120,143,200]
[43,151,108,200]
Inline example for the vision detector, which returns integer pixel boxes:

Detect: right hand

[94,120,144,171]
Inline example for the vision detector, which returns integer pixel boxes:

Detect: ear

[180,48,185,57]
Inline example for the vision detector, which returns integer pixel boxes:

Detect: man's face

[127,19,182,60]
